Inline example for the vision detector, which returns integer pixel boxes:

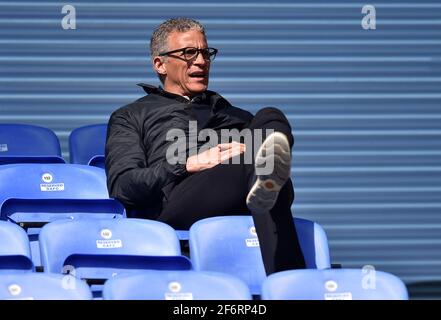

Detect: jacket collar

[137,83,232,112]
[137,83,190,104]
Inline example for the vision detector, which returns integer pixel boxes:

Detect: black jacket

[105,83,253,218]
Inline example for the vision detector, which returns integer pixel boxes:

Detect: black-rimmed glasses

[159,47,218,62]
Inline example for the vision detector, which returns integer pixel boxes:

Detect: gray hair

[150,18,206,83]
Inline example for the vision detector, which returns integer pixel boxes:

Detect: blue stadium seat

[0,221,33,272]
[261,268,409,300]
[87,155,105,169]
[102,270,252,300]
[176,230,189,241]
[0,163,109,203]
[189,216,330,295]
[40,219,192,281]
[0,163,125,267]
[1,198,125,228]
[0,273,92,300]
[0,123,64,164]
[69,124,107,167]
[0,163,122,224]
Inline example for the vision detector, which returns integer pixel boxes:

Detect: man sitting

[105,18,306,274]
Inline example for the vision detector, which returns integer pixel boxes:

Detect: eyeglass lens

[183,48,216,61]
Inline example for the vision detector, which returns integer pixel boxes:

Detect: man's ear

[153,56,167,76]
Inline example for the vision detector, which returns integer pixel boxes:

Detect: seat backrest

[69,124,107,165]
[294,217,330,269]
[0,163,109,206]
[0,124,63,164]
[261,268,409,300]
[0,273,92,300]
[40,219,191,278]
[0,221,33,272]
[102,270,252,300]
[0,164,119,268]
[189,216,331,294]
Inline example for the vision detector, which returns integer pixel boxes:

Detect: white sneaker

[246,132,292,215]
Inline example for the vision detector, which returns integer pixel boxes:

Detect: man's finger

[219,145,244,156]
[219,147,244,162]
[217,143,234,151]
[217,142,246,151]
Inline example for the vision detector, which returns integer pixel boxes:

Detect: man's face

[159,30,210,97]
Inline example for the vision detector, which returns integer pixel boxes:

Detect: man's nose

[193,51,208,65]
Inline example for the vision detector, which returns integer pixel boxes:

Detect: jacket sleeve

[105,109,188,208]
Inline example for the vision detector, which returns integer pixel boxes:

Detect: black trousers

[158,107,306,274]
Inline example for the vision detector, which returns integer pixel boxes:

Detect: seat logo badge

[101,229,112,239]
[42,173,53,183]
[325,280,338,292]
[169,282,181,293]
[8,284,22,296]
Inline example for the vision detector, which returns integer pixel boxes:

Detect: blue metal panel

[1,0,440,298]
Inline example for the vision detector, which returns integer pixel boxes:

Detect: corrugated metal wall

[1,0,441,299]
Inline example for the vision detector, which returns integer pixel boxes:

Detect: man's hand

[186,142,246,173]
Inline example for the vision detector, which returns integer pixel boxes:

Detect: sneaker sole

[246,132,292,214]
